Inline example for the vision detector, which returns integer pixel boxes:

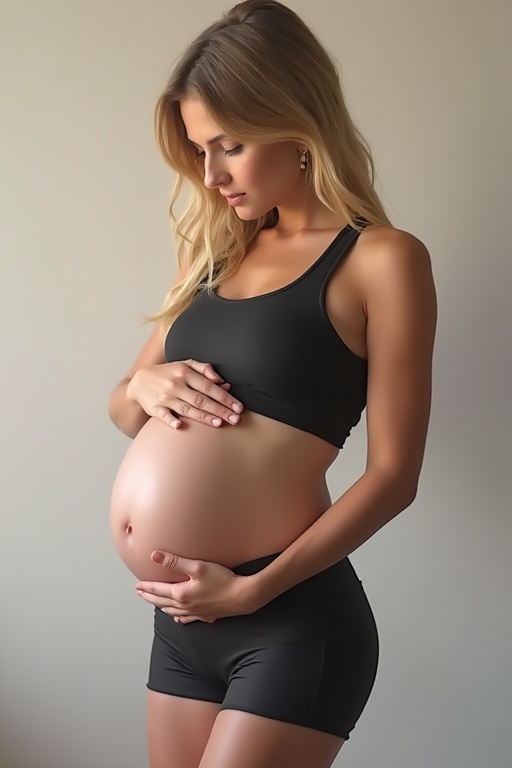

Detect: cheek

[244,151,298,194]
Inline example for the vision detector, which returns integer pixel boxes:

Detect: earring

[299,148,310,171]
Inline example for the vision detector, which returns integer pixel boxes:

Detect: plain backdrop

[1,1,510,766]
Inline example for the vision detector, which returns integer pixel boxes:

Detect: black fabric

[147,553,379,740]
[164,223,369,448]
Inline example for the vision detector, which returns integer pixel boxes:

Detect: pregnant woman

[108,2,437,767]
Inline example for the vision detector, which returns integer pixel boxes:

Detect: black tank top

[164,223,368,448]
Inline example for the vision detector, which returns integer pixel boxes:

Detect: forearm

[108,378,150,439]
[248,465,416,608]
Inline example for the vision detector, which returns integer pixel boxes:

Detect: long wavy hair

[149,0,391,329]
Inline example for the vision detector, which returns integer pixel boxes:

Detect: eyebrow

[189,133,228,149]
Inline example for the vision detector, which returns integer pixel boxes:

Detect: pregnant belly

[110,415,336,582]
[110,417,243,582]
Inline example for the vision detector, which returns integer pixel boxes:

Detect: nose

[203,155,231,190]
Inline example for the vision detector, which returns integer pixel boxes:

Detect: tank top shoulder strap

[298,217,369,294]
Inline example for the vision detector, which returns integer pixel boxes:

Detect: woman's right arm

[109,264,186,439]
[109,323,243,439]
[109,269,244,439]
[108,322,167,439]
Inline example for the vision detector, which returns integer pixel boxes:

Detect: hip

[155,551,379,648]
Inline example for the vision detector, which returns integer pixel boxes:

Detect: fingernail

[228,414,239,424]
[232,403,243,413]
[212,418,222,427]
[152,551,164,564]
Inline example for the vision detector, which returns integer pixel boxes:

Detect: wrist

[237,572,270,614]
[126,372,140,403]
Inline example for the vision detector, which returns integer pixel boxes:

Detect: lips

[223,193,246,206]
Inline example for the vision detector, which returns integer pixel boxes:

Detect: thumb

[151,550,202,575]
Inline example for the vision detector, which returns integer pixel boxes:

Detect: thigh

[199,709,344,768]
[147,690,221,768]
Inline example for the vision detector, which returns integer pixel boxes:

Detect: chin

[235,204,275,222]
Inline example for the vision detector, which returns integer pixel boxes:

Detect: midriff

[110,410,338,582]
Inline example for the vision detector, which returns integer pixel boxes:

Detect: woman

[108,1,437,766]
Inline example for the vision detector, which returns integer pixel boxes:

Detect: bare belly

[110,411,338,582]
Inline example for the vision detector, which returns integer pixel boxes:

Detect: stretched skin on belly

[110,414,335,582]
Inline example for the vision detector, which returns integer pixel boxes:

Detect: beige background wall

[1,1,510,766]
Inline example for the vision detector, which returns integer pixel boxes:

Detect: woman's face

[180,98,304,221]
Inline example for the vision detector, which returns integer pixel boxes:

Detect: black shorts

[147,552,379,740]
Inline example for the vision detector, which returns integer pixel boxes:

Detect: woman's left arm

[248,228,437,607]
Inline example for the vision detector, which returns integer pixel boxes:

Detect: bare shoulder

[356,224,431,266]
[348,224,434,309]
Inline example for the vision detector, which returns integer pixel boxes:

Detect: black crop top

[164,223,368,448]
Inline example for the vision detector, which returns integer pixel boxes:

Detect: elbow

[107,391,119,427]
[386,469,418,510]
[369,463,419,511]
[384,481,417,523]
[399,483,418,511]
[396,468,420,510]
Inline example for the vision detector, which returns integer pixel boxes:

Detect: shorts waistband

[231,552,282,576]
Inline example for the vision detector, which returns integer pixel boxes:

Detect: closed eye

[195,145,244,158]
[225,146,244,156]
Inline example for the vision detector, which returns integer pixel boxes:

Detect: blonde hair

[149,0,391,330]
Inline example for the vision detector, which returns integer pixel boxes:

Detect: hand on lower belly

[135,550,257,623]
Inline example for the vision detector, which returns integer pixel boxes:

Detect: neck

[272,189,347,236]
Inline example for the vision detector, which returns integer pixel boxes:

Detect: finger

[152,406,182,429]
[175,616,204,624]
[152,551,206,579]
[161,609,205,623]
[135,580,178,596]
[185,359,225,383]
[178,617,203,624]
[161,607,195,618]
[137,592,183,610]
[181,361,243,415]
[168,397,235,427]
[187,370,242,410]
[181,374,243,423]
